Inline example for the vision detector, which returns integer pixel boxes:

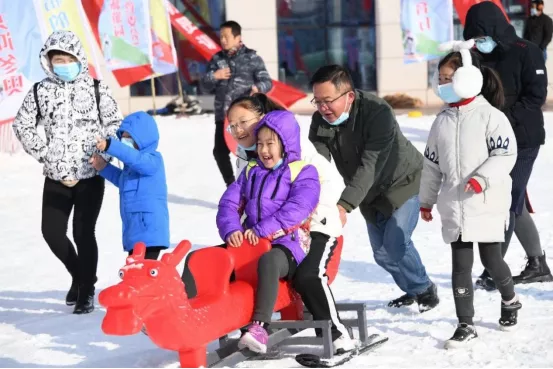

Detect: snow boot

[416,282,440,312]
[499,295,522,331]
[333,333,357,354]
[388,293,416,308]
[73,285,95,314]
[475,270,497,291]
[65,279,79,306]
[238,322,269,353]
[66,276,97,306]
[513,253,553,285]
[444,323,478,349]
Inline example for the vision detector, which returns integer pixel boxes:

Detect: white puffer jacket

[13,30,122,181]
[419,96,517,244]
[236,135,343,238]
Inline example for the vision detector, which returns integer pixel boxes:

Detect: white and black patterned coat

[419,96,517,244]
[13,30,122,181]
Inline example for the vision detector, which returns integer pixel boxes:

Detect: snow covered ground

[1,112,552,368]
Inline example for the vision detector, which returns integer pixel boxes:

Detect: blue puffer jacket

[99,111,170,252]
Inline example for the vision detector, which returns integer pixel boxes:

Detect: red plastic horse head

[98,240,191,336]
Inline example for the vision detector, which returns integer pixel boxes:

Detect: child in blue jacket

[90,111,170,259]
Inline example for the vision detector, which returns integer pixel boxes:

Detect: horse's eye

[149,269,159,277]
[118,270,124,279]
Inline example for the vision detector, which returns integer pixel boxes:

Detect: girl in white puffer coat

[419,40,520,349]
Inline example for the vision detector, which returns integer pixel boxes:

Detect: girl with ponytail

[419,40,521,347]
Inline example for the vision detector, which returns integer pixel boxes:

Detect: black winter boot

[388,294,416,308]
[416,282,440,312]
[499,296,522,331]
[475,270,497,291]
[73,285,95,314]
[65,279,78,306]
[513,253,553,285]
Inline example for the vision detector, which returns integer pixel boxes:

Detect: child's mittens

[465,178,483,194]
[89,153,107,171]
[420,207,433,222]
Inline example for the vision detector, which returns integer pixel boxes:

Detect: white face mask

[323,97,351,126]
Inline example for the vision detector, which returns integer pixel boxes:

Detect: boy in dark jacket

[202,20,273,187]
[90,111,170,259]
[464,1,552,288]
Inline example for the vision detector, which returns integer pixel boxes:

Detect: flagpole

[150,76,157,115]
[176,69,184,103]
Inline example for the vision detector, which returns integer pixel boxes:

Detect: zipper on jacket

[257,172,271,222]
[249,173,257,199]
[455,109,464,233]
[271,170,285,199]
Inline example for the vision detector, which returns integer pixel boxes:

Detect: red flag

[82,0,154,87]
[453,0,509,26]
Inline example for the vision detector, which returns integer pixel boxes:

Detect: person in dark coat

[201,21,273,187]
[464,1,553,289]
[524,0,553,61]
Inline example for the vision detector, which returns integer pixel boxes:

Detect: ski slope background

[1,112,553,368]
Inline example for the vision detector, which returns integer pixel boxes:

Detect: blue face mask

[272,158,284,170]
[323,98,351,126]
[437,83,462,104]
[475,37,497,54]
[238,143,256,151]
[52,62,81,82]
[121,137,136,149]
[531,8,538,16]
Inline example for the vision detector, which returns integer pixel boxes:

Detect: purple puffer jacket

[216,110,321,265]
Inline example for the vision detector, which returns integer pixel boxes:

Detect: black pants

[293,232,349,341]
[452,238,515,325]
[213,120,235,186]
[128,246,166,260]
[181,244,231,298]
[41,176,105,286]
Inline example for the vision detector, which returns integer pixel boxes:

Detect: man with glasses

[308,65,439,312]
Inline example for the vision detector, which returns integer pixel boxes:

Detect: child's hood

[40,30,89,83]
[117,111,160,152]
[255,110,301,163]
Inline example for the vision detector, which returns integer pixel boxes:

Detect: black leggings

[213,120,235,186]
[41,176,105,286]
[451,238,515,325]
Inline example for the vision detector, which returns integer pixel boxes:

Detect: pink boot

[238,322,269,353]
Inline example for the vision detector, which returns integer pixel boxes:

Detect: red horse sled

[98,238,386,368]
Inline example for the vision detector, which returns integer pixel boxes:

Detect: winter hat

[433,39,484,99]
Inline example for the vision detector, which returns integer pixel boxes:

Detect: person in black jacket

[524,0,553,61]
[464,1,553,289]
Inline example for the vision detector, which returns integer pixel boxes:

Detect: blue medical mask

[531,8,538,16]
[475,37,497,54]
[52,62,81,82]
[437,83,462,104]
[121,137,136,149]
[323,98,351,126]
[238,143,256,151]
[272,158,284,170]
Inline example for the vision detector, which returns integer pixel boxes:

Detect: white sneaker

[333,335,357,354]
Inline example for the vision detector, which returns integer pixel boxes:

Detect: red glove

[420,207,433,222]
[465,178,483,194]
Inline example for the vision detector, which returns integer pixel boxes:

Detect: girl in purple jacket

[217,110,321,353]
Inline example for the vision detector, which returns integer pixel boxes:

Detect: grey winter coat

[13,30,122,182]
[419,96,517,244]
[201,45,272,122]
